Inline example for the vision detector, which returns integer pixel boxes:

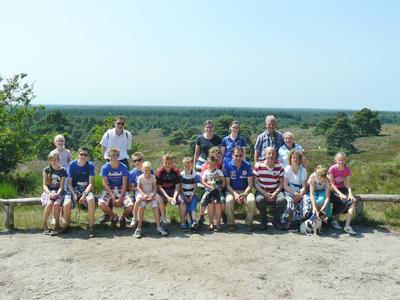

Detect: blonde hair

[142,161,152,169]
[315,165,328,178]
[182,157,193,164]
[334,152,347,166]
[108,147,120,157]
[132,152,144,160]
[283,132,294,139]
[54,134,65,143]
[288,150,303,165]
[162,153,173,162]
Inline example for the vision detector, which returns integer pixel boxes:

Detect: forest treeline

[1,73,399,175]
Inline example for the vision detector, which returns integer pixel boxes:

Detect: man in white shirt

[99,116,133,223]
[100,116,132,169]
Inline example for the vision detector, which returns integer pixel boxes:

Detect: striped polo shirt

[253,161,283,192]
[180,170,200,197]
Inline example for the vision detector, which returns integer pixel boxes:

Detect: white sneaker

[331,220,342,230]
[157,226,168,236]
[343,226,357,235]
[134,228,142,239]
[129,218,137,227]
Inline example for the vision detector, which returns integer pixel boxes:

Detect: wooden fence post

[4,204,14,230]
[356,200,364,222]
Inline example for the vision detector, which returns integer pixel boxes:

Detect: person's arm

[220,146,226,162]
[283,176,291,194]
[158,184,170,199]
[120,175,127,199]
[320,182,331,212]
[270,177,283,201]
[243,176,254,196]
[254,149,260,164]
[193,144,201,171]
[201,176,214,190]
[344,176,356,201]
[57,177,65,196]
[103,176,116,203]
[173,183,180,200]
[254,175,268,199]
[242,147,247,161]
[137,180,146,199]
[308,175,318,213]
[42,171,50,194]
[67,177,77,201]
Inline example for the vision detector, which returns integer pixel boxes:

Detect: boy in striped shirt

[253,147,287,230]
[180,157,201,232]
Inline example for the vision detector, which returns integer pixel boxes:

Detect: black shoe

[88,226,95,238]
[120,217,126,229]
[198,215,205,227]
[222,212,227,224]
[59,226,71,234]
[111,216,118,228]
[99,213,110,224]
[259,223,268,231]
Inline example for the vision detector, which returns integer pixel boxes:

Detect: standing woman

[221,120,247,168]
[278,132,304,168]
[193,120,222,173]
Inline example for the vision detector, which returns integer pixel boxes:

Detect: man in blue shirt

[224,146,256,232]
[64,146,96,237]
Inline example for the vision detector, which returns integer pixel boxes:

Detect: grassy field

[1,125,399,231]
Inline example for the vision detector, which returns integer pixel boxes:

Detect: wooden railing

[1,194,400,230]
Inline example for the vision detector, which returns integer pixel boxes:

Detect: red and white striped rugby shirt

[253,161,283,192]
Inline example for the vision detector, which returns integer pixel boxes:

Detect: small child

[40,153,67,235]
[180,157,201,232]
[328,152,357,235]
[201,155,225,232]
[135,161,168,238]
[308,165,332,218]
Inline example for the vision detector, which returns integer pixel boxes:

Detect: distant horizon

[38,103,399,113]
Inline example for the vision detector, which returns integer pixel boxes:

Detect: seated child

[307,165,332,218]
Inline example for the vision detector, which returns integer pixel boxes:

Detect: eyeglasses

[116,122,125,125]
[79,153,88,157]
[133,159,143,163]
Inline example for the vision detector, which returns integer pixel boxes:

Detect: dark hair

[203,120,214,128]
[78,146,90,155]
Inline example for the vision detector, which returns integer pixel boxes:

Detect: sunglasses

[133,159,143,163]
[116,122,125,125]
[79,153,88,157]
[234,154,243,157]
[110,154,119,158]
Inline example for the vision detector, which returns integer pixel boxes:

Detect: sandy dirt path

[1,224,399,300]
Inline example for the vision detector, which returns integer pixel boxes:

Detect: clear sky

[1,0,399,111]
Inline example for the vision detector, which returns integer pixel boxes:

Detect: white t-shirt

[137,174,156,194]
[284,165,307,192]
[202,168,224,191]
[100,128,132,160]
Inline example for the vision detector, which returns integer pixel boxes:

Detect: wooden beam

[357,194,400,202]
[0,198,41,206]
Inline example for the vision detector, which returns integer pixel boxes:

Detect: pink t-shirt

[328,165,351,189]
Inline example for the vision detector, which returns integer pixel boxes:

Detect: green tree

[325,117,357,155]
[352,107,381,137]
[0,74,38,174]
[312,117,337,136]
[214,115,234,137]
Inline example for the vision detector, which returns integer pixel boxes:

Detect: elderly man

[254,115,284,162]
[224,146,256,232]
[254,147,287,230]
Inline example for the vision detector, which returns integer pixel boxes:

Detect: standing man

[224,146,256,232]
[254,115,284,163]
[254,147,287,230]
[100,116,132,169]
[99,116,133,223]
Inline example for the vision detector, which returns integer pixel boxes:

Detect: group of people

[41,115,358,239]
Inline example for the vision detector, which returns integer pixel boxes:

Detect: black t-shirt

[44,166,67,190]
[196,134,222,160]
[156,167,181,191]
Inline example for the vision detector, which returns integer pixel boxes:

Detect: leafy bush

[0,182,18,198]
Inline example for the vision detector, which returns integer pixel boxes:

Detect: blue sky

[1,0,399,111]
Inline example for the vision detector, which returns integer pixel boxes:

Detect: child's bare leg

[123,205,133,218]
[99,203,117,219]
[179,202,186,224]
[133,200,140,220]
[53,202,61,228]
[216,203,222,225]
[43,202,53,229]
[208,202,215,226]
[153,206,161,227]
[87,196,95,227]
[137,206,145,228]
[345,203,355,227]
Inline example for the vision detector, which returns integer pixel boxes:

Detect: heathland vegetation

[1,74,400,229]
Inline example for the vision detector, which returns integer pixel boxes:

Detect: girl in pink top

[328,152,357,235]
